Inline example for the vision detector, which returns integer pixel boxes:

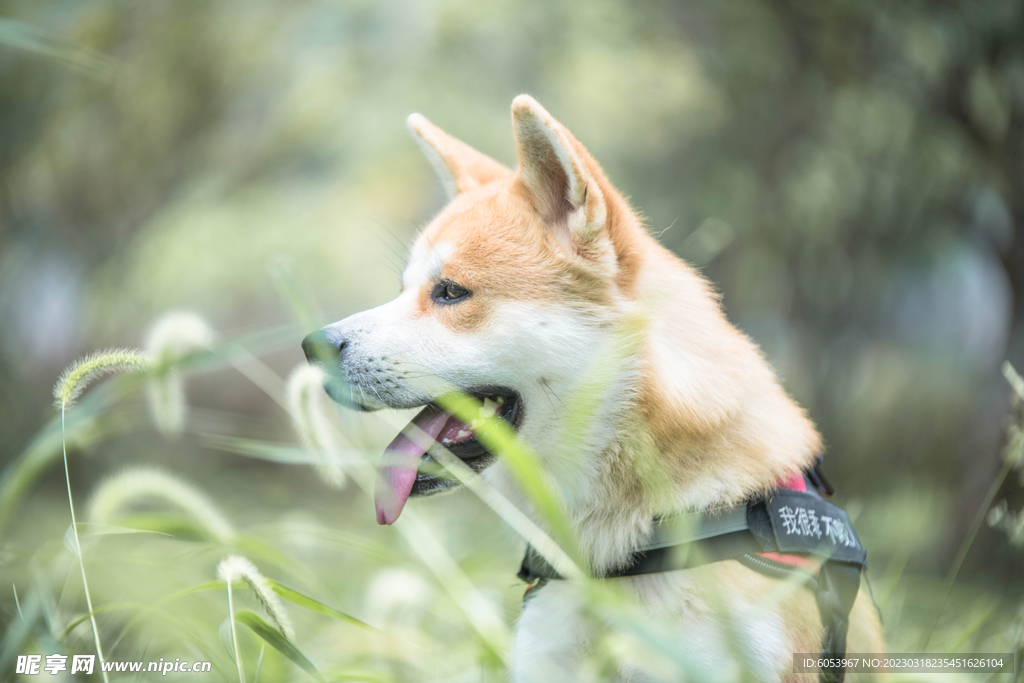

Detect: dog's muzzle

[300,326,522,526]
[301,328,370,410]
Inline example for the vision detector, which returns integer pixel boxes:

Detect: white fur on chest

[512,570,791,683]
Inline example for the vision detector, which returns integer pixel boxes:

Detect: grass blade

[267,581,383,635]
[235,610,324,682]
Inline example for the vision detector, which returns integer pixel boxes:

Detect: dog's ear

[407,113,512,199]
[511,95,608,253]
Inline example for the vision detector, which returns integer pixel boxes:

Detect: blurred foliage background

[2,0,1024,680]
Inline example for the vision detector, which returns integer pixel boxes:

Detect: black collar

[519,483,866,582]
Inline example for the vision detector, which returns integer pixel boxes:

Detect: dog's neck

[547,233,821,574]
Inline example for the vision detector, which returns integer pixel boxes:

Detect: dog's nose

[301,329,342,365]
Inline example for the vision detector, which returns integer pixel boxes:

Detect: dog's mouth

[374,390,521,525]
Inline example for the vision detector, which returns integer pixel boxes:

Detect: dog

[302,95,884,682]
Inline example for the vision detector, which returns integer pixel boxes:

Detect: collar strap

[517,487,866,683]
[519,488,866,582]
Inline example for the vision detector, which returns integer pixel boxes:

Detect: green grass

[1,315,1022,682]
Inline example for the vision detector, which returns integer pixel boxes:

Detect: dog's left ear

[407,113,512,199]
[511,95,608,255]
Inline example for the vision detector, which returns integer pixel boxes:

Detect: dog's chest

[511,571,791,683]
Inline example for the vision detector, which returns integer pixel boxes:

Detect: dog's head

[302,95,651,524]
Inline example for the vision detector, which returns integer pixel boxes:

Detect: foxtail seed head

[53,348,149,409]
[87,467,235,543]
[145,311,217,436]
[286,363,345,489]
[217,555,294,639]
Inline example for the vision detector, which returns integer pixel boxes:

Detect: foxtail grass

[219,557,246,683]
[218,555,295,682]
[145,311,216,436]
[53,347,149,683]
[921,361,1024,649]
[218,555,295,639]
[53,348,149,409]
[987,499,1024,546]
[87,466,235,543]
[286,363,346,489]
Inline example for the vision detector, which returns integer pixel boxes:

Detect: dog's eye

[432,280,471,304]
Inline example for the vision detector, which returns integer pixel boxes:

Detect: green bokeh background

[1,0,1023,680]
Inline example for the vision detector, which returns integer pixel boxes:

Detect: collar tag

[765,490,866,565]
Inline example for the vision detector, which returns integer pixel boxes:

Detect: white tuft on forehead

[402,240,453,290]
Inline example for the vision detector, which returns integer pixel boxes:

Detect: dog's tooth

[496,396,505,405]
[482,398,498,417]
[457,430,469,438]
[442,437,451,445]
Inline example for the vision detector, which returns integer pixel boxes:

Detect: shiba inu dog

[302,95,884,681]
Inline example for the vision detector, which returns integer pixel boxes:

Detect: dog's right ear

[407,113,512,199]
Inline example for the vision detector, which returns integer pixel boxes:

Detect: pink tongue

[375,408,454,525]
